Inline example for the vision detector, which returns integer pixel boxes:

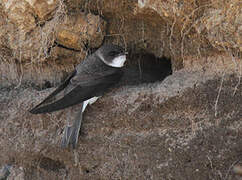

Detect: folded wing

[29,68,123,114]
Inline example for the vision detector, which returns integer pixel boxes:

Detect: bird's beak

[117,52,128,56]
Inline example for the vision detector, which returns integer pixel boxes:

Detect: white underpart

[102,55,126,68]
[82,96,99,112]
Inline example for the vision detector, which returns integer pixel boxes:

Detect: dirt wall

[0,0,241,179]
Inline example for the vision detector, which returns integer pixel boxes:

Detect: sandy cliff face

[0,0,241,179]
[0,0,241,86]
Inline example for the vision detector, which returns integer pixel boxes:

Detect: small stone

[55,13,106,50]
[30,0,59,21]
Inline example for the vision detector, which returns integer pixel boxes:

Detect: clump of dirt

[0,0,106,87]
[0,0,241,87]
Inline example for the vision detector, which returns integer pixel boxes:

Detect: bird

[29,44,127,148]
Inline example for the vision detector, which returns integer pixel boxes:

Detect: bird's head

[96,44,127,68]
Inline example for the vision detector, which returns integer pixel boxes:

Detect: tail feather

[69,116,82,148]
[61,110,83,149]
[61,126,72,148]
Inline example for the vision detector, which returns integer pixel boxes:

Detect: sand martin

[30,44,127,148]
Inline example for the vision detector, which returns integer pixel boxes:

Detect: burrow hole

[121,52,172,86]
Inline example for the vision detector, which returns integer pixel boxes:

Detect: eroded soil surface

[0,70,241,179]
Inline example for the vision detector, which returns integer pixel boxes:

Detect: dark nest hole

[35,52,172,90]
[121,53,172,86]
